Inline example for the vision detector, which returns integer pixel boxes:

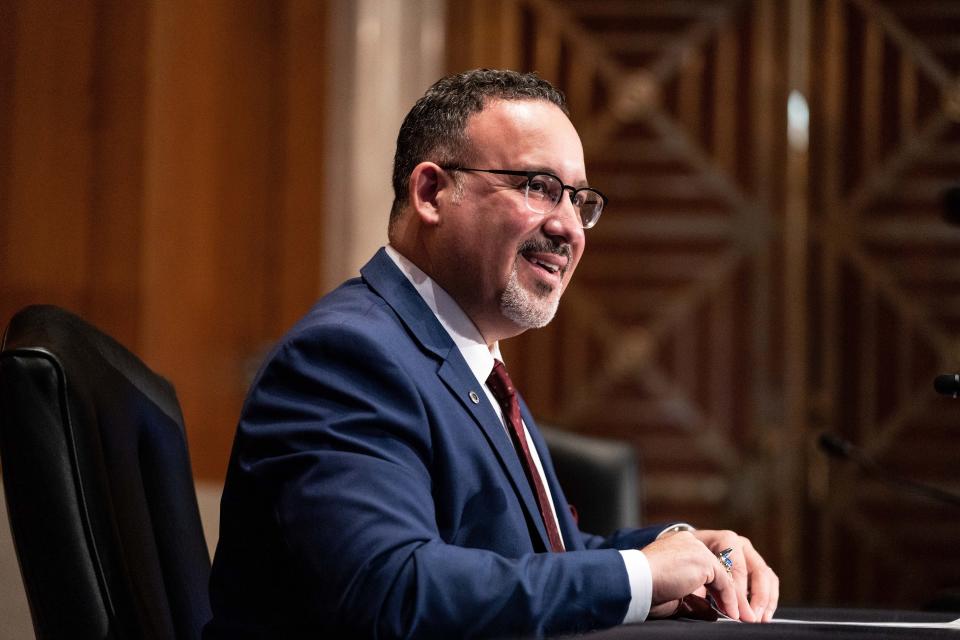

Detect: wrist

[657,523,694,538]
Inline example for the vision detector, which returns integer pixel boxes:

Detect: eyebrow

[527,166,590,189]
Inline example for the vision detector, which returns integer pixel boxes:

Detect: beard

[499,238,571,329]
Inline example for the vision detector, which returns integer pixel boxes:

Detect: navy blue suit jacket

[205,248,663,638]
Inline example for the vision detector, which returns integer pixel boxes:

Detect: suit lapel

[435,360,551,551]
[361,249,551,551]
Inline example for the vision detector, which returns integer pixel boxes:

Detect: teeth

[533,258,559,273]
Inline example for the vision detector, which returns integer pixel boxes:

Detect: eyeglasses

[442,167,607,229]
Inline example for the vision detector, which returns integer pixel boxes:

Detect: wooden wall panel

[0,0,327,482]
[275,0,326,335]
[86,1,148,343]
[3,1,97,318]
[807,0,960,608]
[449,0,960,610]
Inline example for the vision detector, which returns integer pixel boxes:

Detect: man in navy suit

[205,69,778,638]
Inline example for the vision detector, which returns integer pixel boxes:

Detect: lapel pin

[469,390,480,404]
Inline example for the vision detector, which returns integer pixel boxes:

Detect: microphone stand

[818,433,960,508]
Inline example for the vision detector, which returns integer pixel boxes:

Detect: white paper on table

[720,616,960,630]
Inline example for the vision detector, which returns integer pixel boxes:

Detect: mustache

[517,238,573,273]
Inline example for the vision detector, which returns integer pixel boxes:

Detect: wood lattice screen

[448,0,960,608]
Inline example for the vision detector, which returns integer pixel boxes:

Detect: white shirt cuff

[618,549,652,624]
[656,522,694,538]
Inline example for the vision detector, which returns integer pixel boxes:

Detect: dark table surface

[574,608,960,639]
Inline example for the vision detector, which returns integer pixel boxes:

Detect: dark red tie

[487,359,565,552]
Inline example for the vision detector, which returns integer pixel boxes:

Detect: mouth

[518,240,571,281]
[523,253,564,276]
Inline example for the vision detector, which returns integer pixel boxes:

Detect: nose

[541,193,584,244]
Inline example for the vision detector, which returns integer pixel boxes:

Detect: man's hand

[642,529,779,622]
[642,531,742,620]
[691,529,779,622]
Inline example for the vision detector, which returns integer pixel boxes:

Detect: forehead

[464,99,585,178]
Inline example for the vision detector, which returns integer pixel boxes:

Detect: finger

[718,544,755,621]
[735,580,757,622]
[740,539,773,621]
[648,599,682,619]
[747,565,772,620]
[730,549,750,609]
[762,571,780,622]
[706,565,740,620]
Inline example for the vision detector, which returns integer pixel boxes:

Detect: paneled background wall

[0,0,327,481]
[3,0,959,616]
[450,0,960,609]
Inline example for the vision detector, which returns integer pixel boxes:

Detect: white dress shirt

[383,245,652,623]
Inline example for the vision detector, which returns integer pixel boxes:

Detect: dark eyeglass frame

[441,167,608,229]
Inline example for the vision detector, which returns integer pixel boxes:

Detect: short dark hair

[389,69,568,226]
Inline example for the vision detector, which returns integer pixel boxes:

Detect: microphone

[818,432,864,464]
[944,185,960,226]
[934,373,960,398]
[817,432,960,508]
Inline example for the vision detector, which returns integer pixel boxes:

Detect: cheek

[566,246,584,279]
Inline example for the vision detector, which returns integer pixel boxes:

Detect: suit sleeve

[579,527,663,551]
[234,322,633,639]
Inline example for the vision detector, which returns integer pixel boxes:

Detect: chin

[500,285,561,330]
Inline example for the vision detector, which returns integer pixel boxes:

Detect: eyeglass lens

[524,174,603,228]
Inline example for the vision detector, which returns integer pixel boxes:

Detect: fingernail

[756,607,765,620]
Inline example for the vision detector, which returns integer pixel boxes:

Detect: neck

[387,243,524,348]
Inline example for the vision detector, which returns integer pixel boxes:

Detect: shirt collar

[384,245,501,385]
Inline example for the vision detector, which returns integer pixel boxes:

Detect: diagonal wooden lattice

[811,0,960,605]
[502,0,783,530]
[459,0,960,607]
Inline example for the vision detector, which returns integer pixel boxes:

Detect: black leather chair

[0,305,211,639]
[540,426,641,535]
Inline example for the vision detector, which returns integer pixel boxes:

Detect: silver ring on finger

[718,547,734,576]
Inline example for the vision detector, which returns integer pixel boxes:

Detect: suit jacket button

[469,391,480,404]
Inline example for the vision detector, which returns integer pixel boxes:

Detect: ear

[409,162,448,226]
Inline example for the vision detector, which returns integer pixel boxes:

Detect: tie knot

[486,359,515,403]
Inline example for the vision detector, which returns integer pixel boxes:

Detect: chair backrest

[0,305,211,639]
[540,426,641,535]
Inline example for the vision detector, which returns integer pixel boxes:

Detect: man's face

[430,99,587,343]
